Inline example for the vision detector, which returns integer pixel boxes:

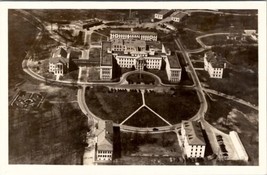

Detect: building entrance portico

[135,56,147,70]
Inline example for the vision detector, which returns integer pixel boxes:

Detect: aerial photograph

[8,8,259,166]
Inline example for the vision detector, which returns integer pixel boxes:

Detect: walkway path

[120,90,172,126]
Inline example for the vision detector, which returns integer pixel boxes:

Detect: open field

[205,95,258,165]
[212,46,258,72]
[145,89,200,124]
[123,107,168,127]
[28,9,129,22]
[182,12,258,32]
[85,86,142,123]
[197,69,258,105]
[8,11,39,90]
[9,84,87,164]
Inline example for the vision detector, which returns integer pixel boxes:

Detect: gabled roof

[54,47,68,58]
[182,120,206,146]
[110,30,157,36]
[205,51,225,68]
[167,53,181,69]
[96,120,113,151]
[49,57,68,65]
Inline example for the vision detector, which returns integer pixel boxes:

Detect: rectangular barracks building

[100,41,113,80]
[181,120,206,158]
[154,10,173,20]
[110,29,157,41]
[111,39,163,70]
[204,51,226,79]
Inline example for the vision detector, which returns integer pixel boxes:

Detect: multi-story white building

[204,51,226,79]
[154,10,173,20]
[110,29,157,41]
[181,120,206,158]
[165,53,182,83]
[171,12,187,22]
[95,120,113,162]
[111,39,163,70]
[49,47,69,76]
[100,41,113,80]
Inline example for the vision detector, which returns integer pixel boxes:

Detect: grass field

[123,107,168,127]
[205,95,258,165]
[145,89,200,124]
[177,30,201,50]
[85,86,142,123]
[126,73,155,84]
[200,35,228,46]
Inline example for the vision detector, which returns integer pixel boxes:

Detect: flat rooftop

[101,41,113,66]
[110,30,157,36]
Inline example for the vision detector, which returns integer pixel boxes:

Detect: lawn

[85,86,142,123]
[119,131,182,157]
[205,95,258,165]
[123,107,168,127]
[200,35,228,46]
[126,73,155,84]
[146,69,170,84]
[145,89,200,124]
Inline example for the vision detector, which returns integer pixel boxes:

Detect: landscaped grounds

[85,86,142,123]
[11,90,45,109]
[145,89,200,124]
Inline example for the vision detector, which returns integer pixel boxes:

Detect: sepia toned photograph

[1,1,266,175]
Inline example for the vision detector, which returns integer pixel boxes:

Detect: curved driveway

[20,9,257,134]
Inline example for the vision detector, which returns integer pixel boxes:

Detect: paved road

[174,38,208,121]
